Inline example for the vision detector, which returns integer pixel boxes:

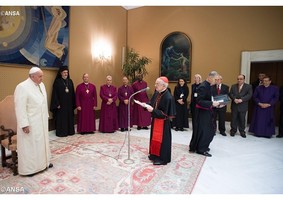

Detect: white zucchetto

[29,67,41,74]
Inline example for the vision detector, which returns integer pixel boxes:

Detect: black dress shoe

[197,151,212,157]
[240,133,246,138]
[26,173,36,177]
[220,132,227,136]
[142,127,149,130]
[175,128,179,131]
[137,126,141,130]
[189,149,195,153]
[230,132,235,136]
[153,159,167,165]
[48,163,53,168]
[230,130,236,136]
[148,155,155,161]
[180,128,184,131]
[84,131,94,134]
[120,128,125,132]
[276,134,283,138]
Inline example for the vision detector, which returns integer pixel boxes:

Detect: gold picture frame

[160,32,192,82]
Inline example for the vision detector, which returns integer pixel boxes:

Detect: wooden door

[248,61,283,126]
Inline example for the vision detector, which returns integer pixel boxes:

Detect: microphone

[132,87,149,96]
[124,86,150,164]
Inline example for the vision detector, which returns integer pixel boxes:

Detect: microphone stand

[124,87,148,164]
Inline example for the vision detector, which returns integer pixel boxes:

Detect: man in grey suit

[229,74,253,138]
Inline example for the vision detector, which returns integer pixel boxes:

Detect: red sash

[196,103,212,110]
[150,118,164,156]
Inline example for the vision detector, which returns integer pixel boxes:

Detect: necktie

[217,85,220,95]
[238,85,242,93]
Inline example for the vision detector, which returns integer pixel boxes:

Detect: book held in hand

[212,94,230,105]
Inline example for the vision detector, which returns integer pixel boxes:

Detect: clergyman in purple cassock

[76,73,97,134]
[249,76,279,138]
[118,77,134,131]
[132,75,151,129]
[99,75,118,133]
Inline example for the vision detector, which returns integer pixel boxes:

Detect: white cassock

[14,78,51,175]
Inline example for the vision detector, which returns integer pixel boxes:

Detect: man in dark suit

[211,75,230,136]
[229,74,253,138]
[251,73,265,92]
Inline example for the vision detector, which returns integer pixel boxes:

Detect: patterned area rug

[0,133,206,194]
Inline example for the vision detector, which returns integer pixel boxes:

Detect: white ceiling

[122,6,142,10]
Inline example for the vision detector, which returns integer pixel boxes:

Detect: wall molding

[241,49,283,84]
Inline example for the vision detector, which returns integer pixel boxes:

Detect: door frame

[241,49,283,125]
[241,49,283,84]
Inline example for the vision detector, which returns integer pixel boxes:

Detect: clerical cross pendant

[65,87,69,93]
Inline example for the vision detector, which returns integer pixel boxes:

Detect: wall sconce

[91,39,112,64]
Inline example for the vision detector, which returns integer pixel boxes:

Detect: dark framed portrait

[160,32,192,82]
[0,6,69,68]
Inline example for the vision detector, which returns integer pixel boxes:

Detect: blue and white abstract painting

[0,6,69,68]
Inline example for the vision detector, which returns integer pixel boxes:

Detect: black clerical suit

[50,67,76,137]
[189,80,214,155]
[190,83,201,131]
[148,89,176,164]
[173,84,189,130]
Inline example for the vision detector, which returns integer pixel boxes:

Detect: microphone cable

[50,132,129,162]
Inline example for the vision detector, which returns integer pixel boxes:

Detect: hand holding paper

[134,99,153,112]
[134,99,149,108]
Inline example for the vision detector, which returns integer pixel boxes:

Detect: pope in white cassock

[14,67,53,176]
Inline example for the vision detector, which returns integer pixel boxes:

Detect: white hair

[195,74,202,82]
[157,78,168,88]
[208,71,218,77]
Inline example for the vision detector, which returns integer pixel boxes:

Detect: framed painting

[0,6,69,68]
[160,32,192,82]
